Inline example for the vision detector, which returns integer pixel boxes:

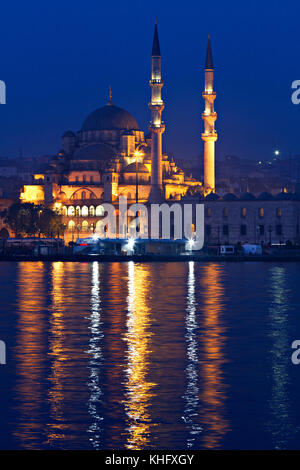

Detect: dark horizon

[0,0,299,162]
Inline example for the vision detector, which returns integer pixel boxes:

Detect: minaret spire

[152,20,161,56]
[201,35,217,194]
[107,85,113,105]
[205,34,214,70]
[149,21,165,202]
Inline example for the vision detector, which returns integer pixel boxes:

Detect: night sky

[0,0,299,162]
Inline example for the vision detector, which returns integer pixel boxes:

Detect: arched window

[89,192,95,199]
[62,206,67,216]
[96,205,104,216]
[89,206,95,217]
[276,207,282,218]
[205,207,211,217]
[241,207,247,218]
[68,220,75,230]
[82,220,89,232]
[95,220,104,233]
[75,206,81,217]
[223,207,228,218]
[82,205,89,217]
[81,191,86,200]
[68,206,75,216]
[258,207,264,218]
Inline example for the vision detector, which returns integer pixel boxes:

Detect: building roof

[205,192,220,200]
[81,104,139,132]
[122,162,149,173]
[72,143,116,161]
[240,192,256,200]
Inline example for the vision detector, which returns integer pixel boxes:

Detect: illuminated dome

[81,103,139,132]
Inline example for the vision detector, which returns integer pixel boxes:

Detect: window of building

[240,224,247,236]
[90,176,94,183]
[258,224,265,236]
[241,207,247,218]
[62,206,67,216]
[223,208,228,219]
[68,206,75,216]
[81,206,89,217]
[276,208,282,218]
[89,192,95,199]
[75,206,81,217]
[205,207,211,217]
[89,206,95,217]
[83,175,86,182]
[81,191,86,200]
[75,176,79,183]
[96,205,104,216]
[223,224,229,236]
[258,207,264,218]
[276,224,282,236]
[68,220,75,230]
[82,220,89,232]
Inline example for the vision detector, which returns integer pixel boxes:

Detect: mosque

[21,22,216,242]
[19,23,300,247]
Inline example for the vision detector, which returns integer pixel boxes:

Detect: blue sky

[0,0,299,162]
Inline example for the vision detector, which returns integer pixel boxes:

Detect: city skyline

[0,0,299,162]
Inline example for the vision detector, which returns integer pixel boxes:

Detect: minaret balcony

[201,132,218,142]
[149,79,164,87]
[202,91,216,102]
[149,122,165,133]
[202,112,217,126]
[148,102,165,112]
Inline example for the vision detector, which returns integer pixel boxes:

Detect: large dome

[81,103,139,132]
[73,143,116,161]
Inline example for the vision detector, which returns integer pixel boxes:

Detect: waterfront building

[3,24,298,247]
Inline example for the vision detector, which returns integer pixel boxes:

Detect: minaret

[149,20,165,202]
[202,35,217,194]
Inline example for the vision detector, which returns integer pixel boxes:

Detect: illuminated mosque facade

[21,23,216,241]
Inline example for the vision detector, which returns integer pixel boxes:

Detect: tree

[5,202,65,238]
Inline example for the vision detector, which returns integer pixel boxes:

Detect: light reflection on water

[267,266,293,449]
[1,261,299,449]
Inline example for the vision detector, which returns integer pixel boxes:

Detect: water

[0,261,300,450]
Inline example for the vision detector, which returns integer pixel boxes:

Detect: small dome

[205,192,220,201]
[122,162,149,173]
[275,191,295,200]
[257,192,273,200]
[82,104,139,131]
[223,193,238,201]
[240,192,256,200]
[62,130,75,138]
[73,143,116,161]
